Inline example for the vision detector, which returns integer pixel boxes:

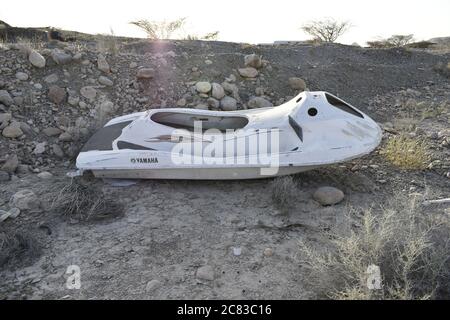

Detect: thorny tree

[301,19,351,43]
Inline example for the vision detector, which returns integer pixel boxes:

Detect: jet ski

[76,91,382,180]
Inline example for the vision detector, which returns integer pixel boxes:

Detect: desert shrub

[130,18,186,40]
[407,41,436,49]
[433,62,450,78]
[96,28,120,55]
[271,175,298,211]
[0,230,41,269]
[299,195,450,299]
[50,178,124,221]
[367,34,414,48]
[382,134,430,170]
[301,19,350,43]
[185,31,220,41]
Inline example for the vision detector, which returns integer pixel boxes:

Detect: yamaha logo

[130,157,158,164]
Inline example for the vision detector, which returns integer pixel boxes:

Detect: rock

[194,104,208,110]
[136,68,154,79]
[196,265,214,281]
[48,85,67,104]
[207,97,220,109]
[145,280,162,292]
[51,49,72,65]
[80,86,97,100]
[97,54,110,73]
[1,154,19,173]
[68,96,80,106]
[33,142,47,154]
[129,62,138,68]
[0,90,13,106]
[58,132,73,142]
[44,73,59,83]
[19,122,32,135]
[16,164,30,174]
[211,83,225,99]
[220,96,238,111]
[313,186,345,206]
[43,127,62,137]
[247,96,273,109]
[10,189,40,212]
[2,122,23,138]
[195,81,212,94]
[0,112,12,124]
[9,207,20,218]
[16,72,29,81]
[97,100,115,117]
[0,210,10,222]
[98,76,113,86]
[238,67,258,78]
[263,248,273,257]
[176,98,187,107]
[288,77,307,91]
[52,144,64,158]
[244,53,262,68]
[37,171,53,179]
[29,50,46,68]
[0,171,9,181]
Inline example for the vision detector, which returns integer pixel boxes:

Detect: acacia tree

[386,34,414,47]
[301,19,351,43]
[130,17,187,40]
[367,34,415,48]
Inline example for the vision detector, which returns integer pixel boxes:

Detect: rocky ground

[0,34,449,299]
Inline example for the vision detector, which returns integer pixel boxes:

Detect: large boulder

[10,189,41,212]
[29,50,46,68]
[313,186,345,206]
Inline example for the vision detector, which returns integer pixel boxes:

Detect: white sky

[1,0,449,44]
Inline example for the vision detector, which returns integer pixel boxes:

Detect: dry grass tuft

[50,178,124,221]
[0,231,41,269]
[382,134,430,170]
[298,195,450,299]
[270,175,298,211]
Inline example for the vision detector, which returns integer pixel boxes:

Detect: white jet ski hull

[76,91,382,180]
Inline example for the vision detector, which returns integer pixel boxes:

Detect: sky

[1,0,449,44]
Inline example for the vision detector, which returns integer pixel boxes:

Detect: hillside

[0,30,449,299]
